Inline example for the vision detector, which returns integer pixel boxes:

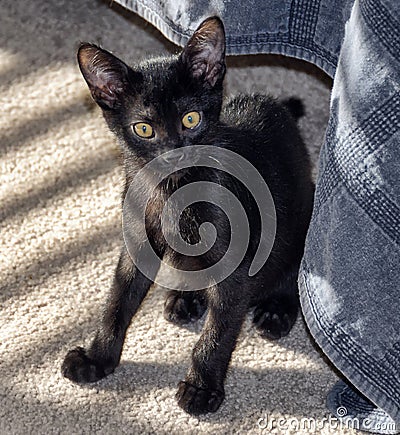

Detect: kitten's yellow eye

[133,122,154,138]
[182,111,201,129]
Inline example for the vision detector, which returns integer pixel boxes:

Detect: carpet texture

[0,1,358,433]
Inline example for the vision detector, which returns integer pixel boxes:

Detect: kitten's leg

[176,277,247,415]
[62,247,157,383]
[253,265,299,340]
[164,290,207,325]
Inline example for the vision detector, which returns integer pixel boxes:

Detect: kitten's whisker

[208,155,221,165]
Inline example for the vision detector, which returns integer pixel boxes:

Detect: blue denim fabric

[115,0,400,431]
[115,0,354,77]
[300,0,400,429]
[327,380,399,434]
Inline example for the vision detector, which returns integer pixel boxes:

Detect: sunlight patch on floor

[0,48,20,74]
[0,61,82,122]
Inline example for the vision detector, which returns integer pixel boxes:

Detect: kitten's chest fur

[147,186,201,244]
[143,173,225,260]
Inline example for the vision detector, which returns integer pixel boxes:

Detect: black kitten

[62,17,314,415]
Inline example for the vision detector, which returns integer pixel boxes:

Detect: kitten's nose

[161,151,185,166]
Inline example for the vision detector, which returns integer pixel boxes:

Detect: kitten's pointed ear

[77,44,133,110]
[180,17,226,87]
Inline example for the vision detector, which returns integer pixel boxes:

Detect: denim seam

[302,274,400,418]
[226,39,336,72]
[121,0,337,76]
[300,263,400,418]
[303,268,398,390]
[125,0,192,44]
[335,385,392,416]
[226,32,290,45]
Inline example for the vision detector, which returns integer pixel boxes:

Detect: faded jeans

[114,0,400,432]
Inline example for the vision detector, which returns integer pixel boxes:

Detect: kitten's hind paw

[62,347,113,383]
[176,381,224,415]
[164,290,207,325]
[253,297,298,340]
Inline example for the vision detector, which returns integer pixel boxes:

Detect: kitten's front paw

[253,298,298,340]
[62,347,113,383]
[164,291,207,325]
[176,381,224,415]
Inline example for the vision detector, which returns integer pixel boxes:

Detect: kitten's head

[78,17,226,170]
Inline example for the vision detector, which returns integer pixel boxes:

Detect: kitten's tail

[282,97,305,120]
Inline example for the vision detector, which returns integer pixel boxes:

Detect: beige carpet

[0,1,358,433]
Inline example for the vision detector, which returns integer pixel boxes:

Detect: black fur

[282,97,305,120]
[62,17,314,415]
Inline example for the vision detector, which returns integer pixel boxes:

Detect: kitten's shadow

[79,314,332,424]
[83,359,331,424]
[226,54,332,89]
[161,309,317,354]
